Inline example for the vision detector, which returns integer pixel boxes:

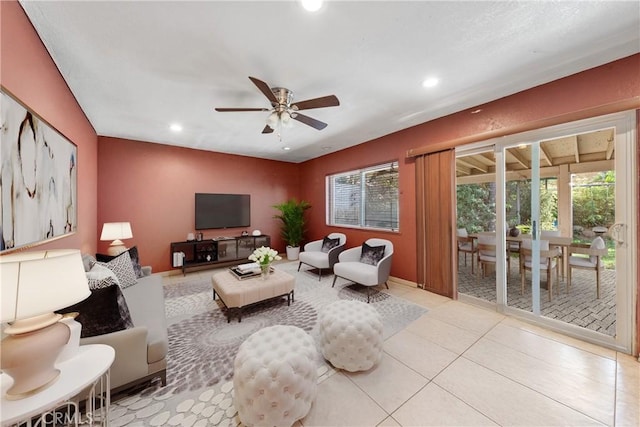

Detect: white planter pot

[286,246,300,261]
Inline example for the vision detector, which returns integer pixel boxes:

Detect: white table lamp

[0,249,90,399]
[100,222,133,255]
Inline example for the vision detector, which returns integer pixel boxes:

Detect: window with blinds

[327,161,399,231]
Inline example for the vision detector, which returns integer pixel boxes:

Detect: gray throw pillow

[81,254,97,272]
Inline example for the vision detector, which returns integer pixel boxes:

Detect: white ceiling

[20,1,640,163]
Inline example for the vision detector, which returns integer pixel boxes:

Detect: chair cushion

[459,242,474,251]
[321,236,341,253]
[334,261,379,286]
[360,242,385,266]
[123,275,169,364]
[524,258,556,270]
[569,255,599,268]
[298,250,330,269]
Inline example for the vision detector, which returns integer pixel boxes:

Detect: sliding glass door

[456,111,636,353]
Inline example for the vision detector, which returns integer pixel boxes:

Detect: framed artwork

[1,89,78,253]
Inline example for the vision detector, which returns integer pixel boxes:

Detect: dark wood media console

[170,235,270,275]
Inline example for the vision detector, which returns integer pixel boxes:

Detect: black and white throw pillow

[359,242,386,266]
[97,250,137,289]
[59,283,134,338]
[96,246,144,278]
[321,237,341,253]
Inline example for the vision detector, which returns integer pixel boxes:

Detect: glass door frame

[457,110,637,354]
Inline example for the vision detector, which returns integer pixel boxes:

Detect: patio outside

[457,254,616,336]
[455,129,617,337]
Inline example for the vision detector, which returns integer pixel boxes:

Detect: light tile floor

[300,280,640,427]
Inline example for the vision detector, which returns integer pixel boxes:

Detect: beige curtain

[415,149,457,297]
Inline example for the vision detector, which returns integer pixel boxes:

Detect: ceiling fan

[215,77,340,134]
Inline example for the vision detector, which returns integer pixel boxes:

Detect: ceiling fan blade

[249,76,278,105]
[262,125,274,134]
[292,95,340,111]
[215,107,270,112]
[293,113,328,130]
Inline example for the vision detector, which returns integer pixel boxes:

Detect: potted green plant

[273,198,311,260]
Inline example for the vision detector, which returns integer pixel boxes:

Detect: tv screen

[195,193,250,230]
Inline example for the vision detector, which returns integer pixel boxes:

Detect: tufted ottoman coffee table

[233,325,318,427]
[212,269,295,322]
[319,300,383,372]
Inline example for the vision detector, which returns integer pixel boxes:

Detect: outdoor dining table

[470,232,573,279]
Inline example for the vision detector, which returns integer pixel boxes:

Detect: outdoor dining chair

[520,239,560,301]
[475,235,511,284]
[567,236,608,299]
[457,228,477,274]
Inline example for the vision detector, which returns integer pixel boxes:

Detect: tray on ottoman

[212,268,295,322]
[229,265,274,280]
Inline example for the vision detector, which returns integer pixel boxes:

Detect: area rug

[109,261,426,426]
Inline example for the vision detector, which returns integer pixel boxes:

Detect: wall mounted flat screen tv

[195,193,250,230]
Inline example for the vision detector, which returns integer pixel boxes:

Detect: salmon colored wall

[300,54,639,288]
[97,137,300,272]
[0,0,98,255]
[4,0,638,353]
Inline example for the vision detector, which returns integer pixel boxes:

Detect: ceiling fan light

[266,111,279,128]
[280,111,294,128]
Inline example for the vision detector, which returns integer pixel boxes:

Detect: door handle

[608,223,625,246]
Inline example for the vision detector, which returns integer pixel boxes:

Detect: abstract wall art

[1,90,77,252]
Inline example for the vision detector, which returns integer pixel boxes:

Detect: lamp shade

[0,249,90,326]
[100,222,133,241]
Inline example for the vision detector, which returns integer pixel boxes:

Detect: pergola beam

[605,137,614,160]
[539,144,552,166]
[572,135,580,163]
[457,157,489,173]
[507,148,529,168]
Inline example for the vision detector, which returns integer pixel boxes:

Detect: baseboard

[388,275,417,288]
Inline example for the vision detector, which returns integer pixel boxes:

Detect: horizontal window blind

[327,162,399,231]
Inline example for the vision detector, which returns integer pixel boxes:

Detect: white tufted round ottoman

[319,300,383,372]
[233,325,318,427]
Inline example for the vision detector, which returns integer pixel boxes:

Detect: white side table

[1,344,115,427]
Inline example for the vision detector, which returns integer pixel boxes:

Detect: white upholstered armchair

[332,238,394,303]
[298,233,347,280]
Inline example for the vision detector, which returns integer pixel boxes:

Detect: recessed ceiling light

[282,146,291,151]
[422,77,439,88]
[300,0,323,12]
[169,123,183,132]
